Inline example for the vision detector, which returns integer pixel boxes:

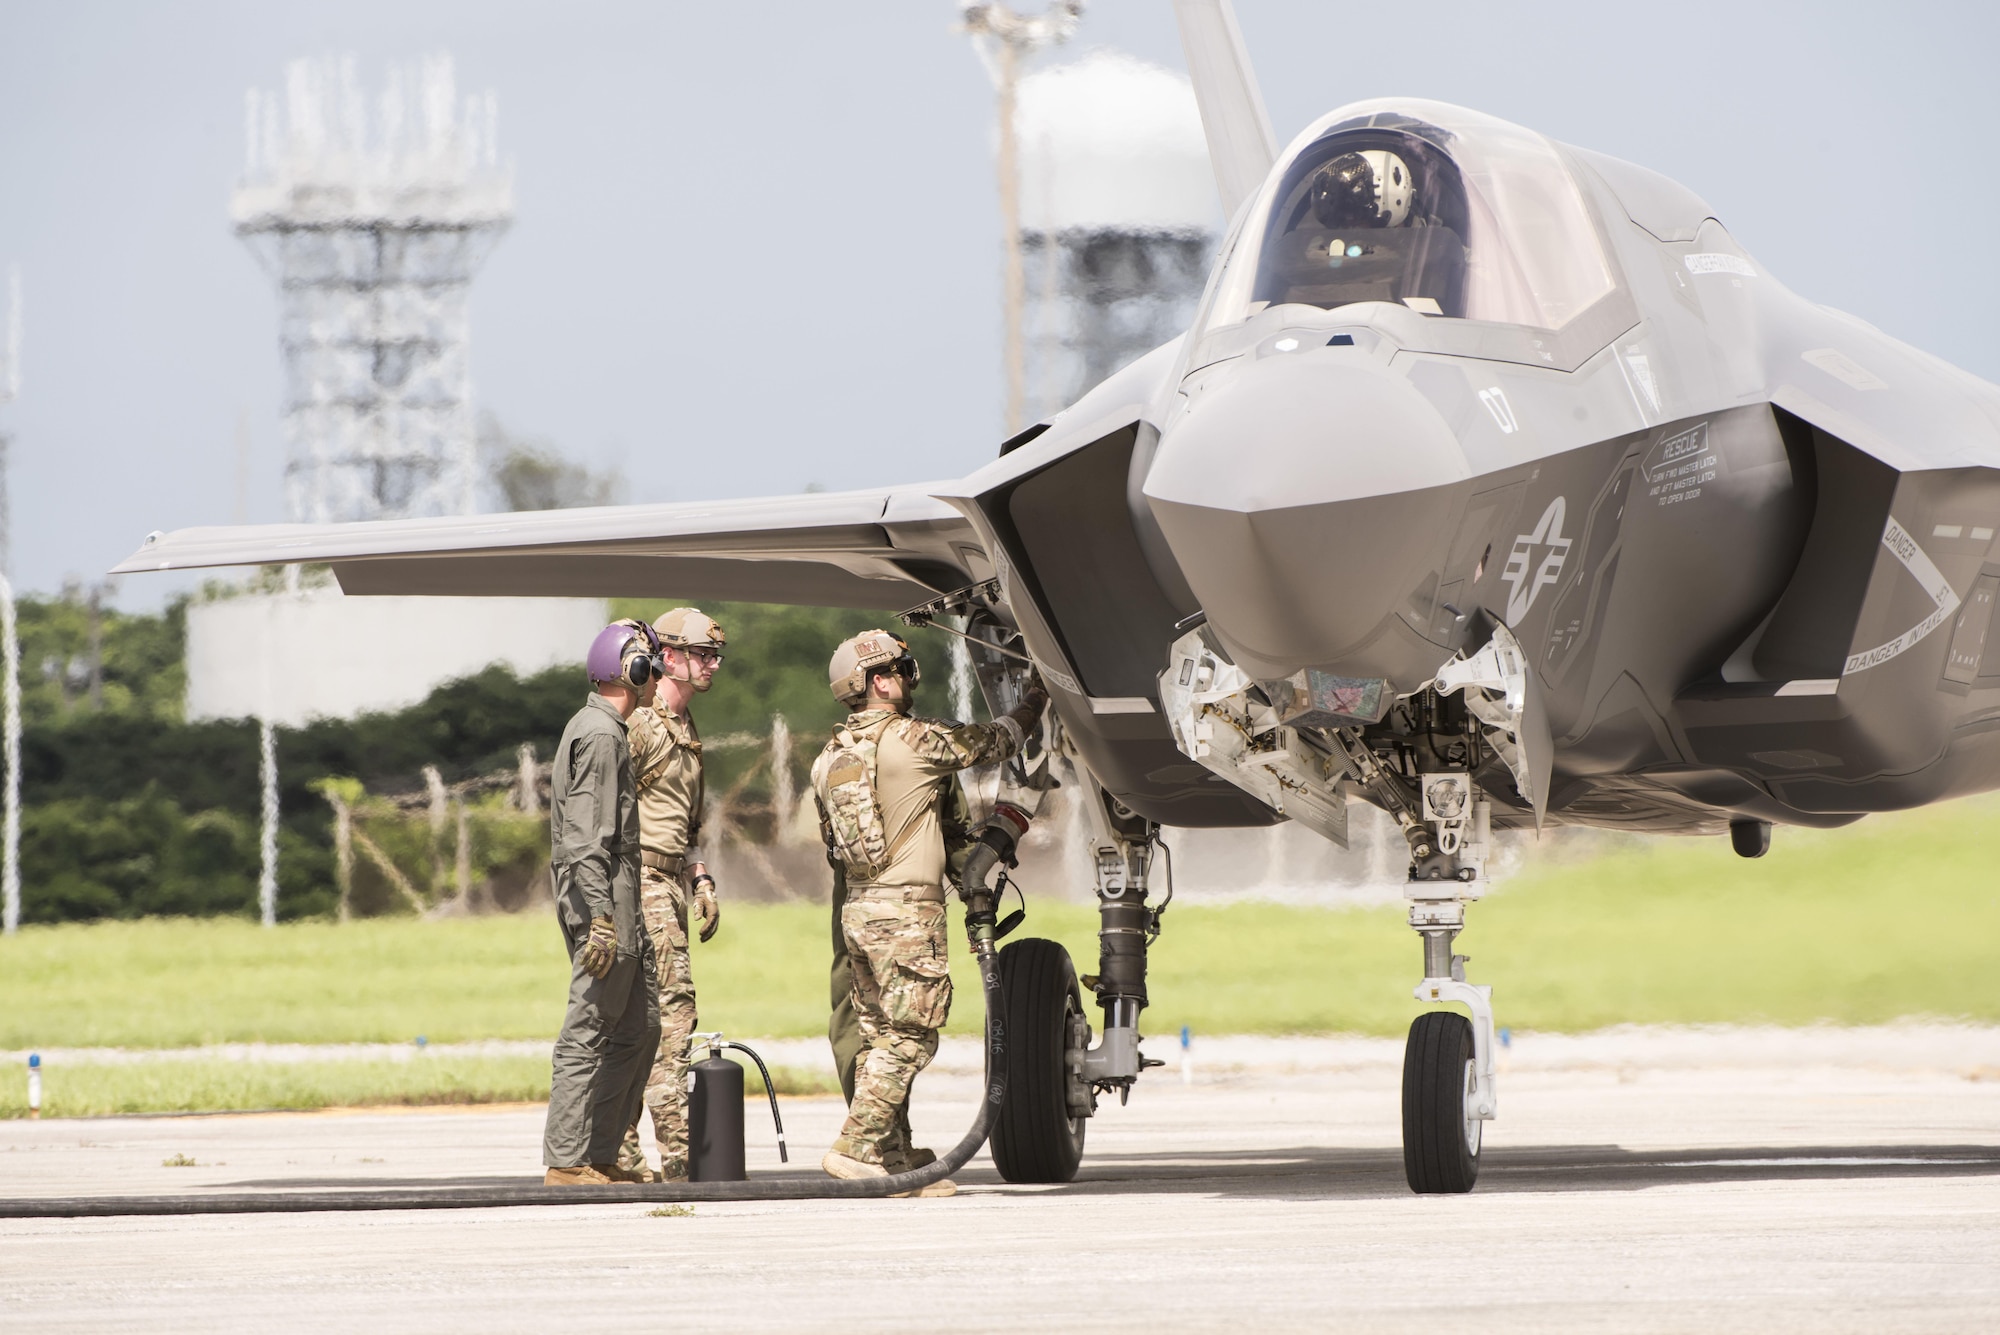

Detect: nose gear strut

[1160,621,1518,1195]
[1393,628,1533,1194]
[1076,781,1167,1106]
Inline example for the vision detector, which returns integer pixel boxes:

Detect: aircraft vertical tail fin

[1172,0,1278,218]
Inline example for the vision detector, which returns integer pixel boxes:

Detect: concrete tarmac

[2,1029,1998,1333]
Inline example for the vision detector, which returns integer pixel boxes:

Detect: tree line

[13,591,957,924]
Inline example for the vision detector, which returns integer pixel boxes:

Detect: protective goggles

[868,654,920,685]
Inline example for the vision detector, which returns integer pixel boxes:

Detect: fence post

[258,717,279,926]
[516,743,539,814]
[769,713,794,837]
[455,799,472,907]
[325,790,354,922]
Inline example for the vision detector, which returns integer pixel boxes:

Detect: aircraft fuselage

[964,100,2000,838]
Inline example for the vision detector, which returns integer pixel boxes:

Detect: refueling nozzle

[960,801,1031,951]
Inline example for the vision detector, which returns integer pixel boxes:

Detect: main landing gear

[987,781,1166,1184]
[991,936,1091,1182]
[937,610,1165,1186]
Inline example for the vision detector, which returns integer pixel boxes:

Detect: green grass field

[3,793,1997,1115]
[0,1056,833,1120]
[0,1055,550,1119]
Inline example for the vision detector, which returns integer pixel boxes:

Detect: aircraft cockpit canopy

[1204,101,1618,334]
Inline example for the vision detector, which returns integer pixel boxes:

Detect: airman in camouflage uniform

[824,771,977,1159]
[613,608,726,1184]
[811,629,1044,1196]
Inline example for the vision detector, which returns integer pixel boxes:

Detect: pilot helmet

[588,620,665,687]
[1311,149,1414,229]
[829,629,920,707]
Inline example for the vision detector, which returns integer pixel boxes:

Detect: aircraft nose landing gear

[1332,721,1502,1194]
[1160,624,1515,1196]
[1401,773,1498,1194]
[1404,880,1496,1194]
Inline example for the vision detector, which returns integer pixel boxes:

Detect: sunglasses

[686,647,723,666]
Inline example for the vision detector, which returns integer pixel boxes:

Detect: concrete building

[185,587,605,727]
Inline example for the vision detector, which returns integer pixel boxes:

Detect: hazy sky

[2,0,1995,607]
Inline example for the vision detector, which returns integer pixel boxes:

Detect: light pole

[961,2,1082,436]
[1,265,21,936]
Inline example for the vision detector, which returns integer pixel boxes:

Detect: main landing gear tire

[1402,1010,1481,1194]
[990,937,1088,1183]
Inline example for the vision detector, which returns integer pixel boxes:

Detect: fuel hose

[0,942,1006,1218]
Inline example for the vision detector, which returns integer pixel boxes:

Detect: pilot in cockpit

[1260,141,1464,316]
[1310,150,1415,230]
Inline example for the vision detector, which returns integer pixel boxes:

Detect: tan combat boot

[613,1137,656,1183]
[544,1165,615,1186]
[892,1179,958,1198]
[881,1137,953,1197]
[821,1150,888,1180]
[883,1145,937,1174]
[599,1161,653,1184]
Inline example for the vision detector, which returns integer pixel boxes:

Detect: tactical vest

[810,716,916,880]
[633,706,704,849]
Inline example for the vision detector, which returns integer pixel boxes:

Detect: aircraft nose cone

[1145,351,1470,679]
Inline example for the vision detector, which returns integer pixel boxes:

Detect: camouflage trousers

[617,866,699,1179]
[830,891,952,1164]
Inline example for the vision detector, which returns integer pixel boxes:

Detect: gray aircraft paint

[114,93,2000,845]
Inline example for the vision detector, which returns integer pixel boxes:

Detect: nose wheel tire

[1402,1010,1481,1194]
[990,937,1089,1183]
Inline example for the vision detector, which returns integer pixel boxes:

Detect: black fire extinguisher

[688,1032,789,1182]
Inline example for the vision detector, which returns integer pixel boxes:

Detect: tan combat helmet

[653,607,726,651]
[828,629,919,706]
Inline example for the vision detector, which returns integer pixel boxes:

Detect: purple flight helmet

[585,621,661,684]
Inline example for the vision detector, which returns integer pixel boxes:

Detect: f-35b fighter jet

[116,1,2000,1193]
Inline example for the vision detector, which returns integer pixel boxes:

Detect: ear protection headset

[588,619,665,687]
[617,620,666,687]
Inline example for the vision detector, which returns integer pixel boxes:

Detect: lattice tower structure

[234,55,511,523]
[1016,52,1219,421]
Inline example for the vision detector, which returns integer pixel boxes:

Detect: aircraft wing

[109,484,985,611]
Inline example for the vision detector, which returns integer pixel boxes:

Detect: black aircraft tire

[990,937,1088,1183]
[1402,1010,1482,1194]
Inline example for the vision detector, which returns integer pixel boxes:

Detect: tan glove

[578,914,618,978]
[692,875,720,943]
